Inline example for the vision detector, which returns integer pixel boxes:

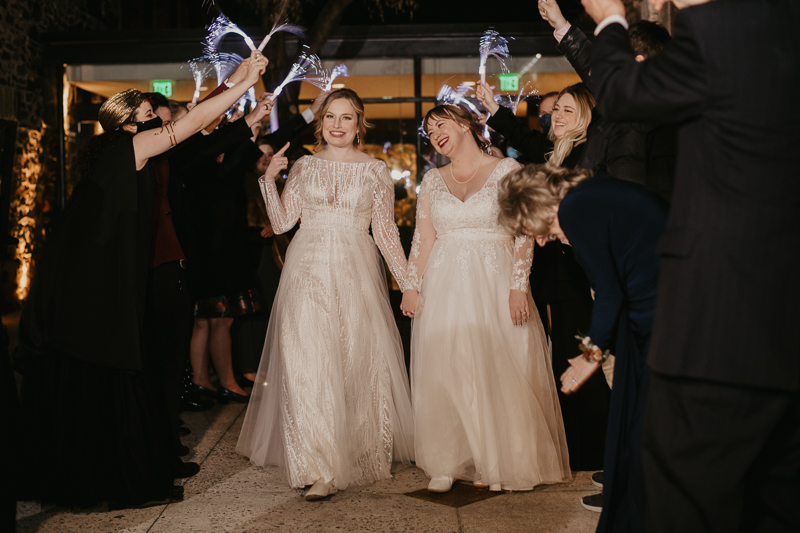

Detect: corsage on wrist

[575,335,611,363]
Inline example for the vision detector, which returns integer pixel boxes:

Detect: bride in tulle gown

[236,89,414,500]
[401,104,571,492]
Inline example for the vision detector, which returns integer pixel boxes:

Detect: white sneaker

[305,480,336,501]
[427,476,454,493]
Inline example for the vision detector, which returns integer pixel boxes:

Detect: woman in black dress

[498,163,668,533]
[16,52,266,508]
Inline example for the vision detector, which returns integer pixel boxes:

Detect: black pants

[643,370,800,533]
[143,261,193,447]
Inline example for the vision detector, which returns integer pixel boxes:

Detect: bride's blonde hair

[546,84,595,167]
[314,89,373,151]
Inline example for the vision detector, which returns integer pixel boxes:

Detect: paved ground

[6,311,600,533]
[15,400,600,533]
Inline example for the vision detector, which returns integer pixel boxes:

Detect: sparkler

[478,29,512,84]
[187,58,215,104]
[325,64,350,91]
[206,14,256,51]
[269,52,327,101]
[257,18,306,52]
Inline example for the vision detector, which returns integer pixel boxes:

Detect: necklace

[450,151,484,185]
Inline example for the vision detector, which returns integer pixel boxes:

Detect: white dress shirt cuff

[594,15,628,36]
[301,108,315,124]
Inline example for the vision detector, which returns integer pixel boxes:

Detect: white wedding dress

[408,157,571,490]
[236,155,414,490]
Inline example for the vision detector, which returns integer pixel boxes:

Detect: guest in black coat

[498,163,668,533]
[538,0,677,201]
[583,0,800,530]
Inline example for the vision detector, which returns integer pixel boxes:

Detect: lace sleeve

[258,156,304,234]
[406,173,437,291]
[511,236,534,292]
[371,163,410,292]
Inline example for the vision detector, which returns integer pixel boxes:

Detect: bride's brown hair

[423,104,491,151]
[314,89,373,151]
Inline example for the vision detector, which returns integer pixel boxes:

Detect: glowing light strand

[494,81,538,115]
[479,29,512,84]
[325,64,349,91]
[269,52,327,101]
[187,58,215,104]
[205,14,255,52]
[257,19,306,51]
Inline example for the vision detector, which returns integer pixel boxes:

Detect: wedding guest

[400,104,570,493]
[16,51,266,509]
[582,0,800,530]
[237,89,414,501]
[498,163,667,533]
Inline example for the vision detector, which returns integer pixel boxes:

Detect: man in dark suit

[580,0,800,530]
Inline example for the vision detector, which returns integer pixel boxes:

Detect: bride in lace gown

[401,104,571,492]
[236,89,414,500]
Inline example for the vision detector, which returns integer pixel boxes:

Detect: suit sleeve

[592,18,709,124]
[486,106,551,163]
[262,114,310,149]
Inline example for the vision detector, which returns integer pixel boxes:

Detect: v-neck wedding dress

[408,157,571,490]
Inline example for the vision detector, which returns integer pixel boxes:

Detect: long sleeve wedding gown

[408,157,571,490]
[236,156,414,490]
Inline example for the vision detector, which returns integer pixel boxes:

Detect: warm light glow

[13,129,43,301]
[331,83,345,89]
[461,81,476,87]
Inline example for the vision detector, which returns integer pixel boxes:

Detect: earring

[356,133,361,146]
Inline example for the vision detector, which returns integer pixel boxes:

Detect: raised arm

[258,146,303,234]
[132,50,267,169]
[371,164,409,292]
[400,174,436,318]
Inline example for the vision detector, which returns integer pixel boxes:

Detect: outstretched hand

[475,82,500,115]
[263,142,290,181]
[580,0,625,25]
[560,355,600,394]
[245,93,274,135]
[245,50,268,85]
[538,0,568,31]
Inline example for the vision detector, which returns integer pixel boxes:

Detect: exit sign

[498,73,519,92]
[151,80,173,97]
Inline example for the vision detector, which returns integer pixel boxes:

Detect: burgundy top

[150,156,185,267]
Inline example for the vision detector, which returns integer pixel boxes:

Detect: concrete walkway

[15,400,601,533]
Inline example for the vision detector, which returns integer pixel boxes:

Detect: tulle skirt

[411,233,571,490]
[236,225,415,489]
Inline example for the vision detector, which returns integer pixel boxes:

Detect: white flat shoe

[427,476,454,493]
[305,480,336,501]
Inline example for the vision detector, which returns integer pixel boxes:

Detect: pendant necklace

[450,151,484,184]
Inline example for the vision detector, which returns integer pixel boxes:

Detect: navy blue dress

[558,175,667,533]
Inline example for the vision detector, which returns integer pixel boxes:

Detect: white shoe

[427,476,454,493]
[305,480,336,501]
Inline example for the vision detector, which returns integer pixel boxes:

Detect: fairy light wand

[494,81,538,115]
[269,52,328,101]
[206,13,256,51]
[257,18,306,52]
[478,29,512,84]
[187,58,215,104]
[325,64,349,91]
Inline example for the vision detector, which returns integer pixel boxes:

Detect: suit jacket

[591,0,800,391]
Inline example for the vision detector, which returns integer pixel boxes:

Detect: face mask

[539,113,552,133]
[132,116,163,133]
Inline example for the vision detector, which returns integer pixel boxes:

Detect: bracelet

[575,335,611,363]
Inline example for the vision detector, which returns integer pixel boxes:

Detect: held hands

[475,82,500,115]
[560,355,600,394]
[400,290,420,318]
[509,289,530,327]
[538,0,568,31]
[263,142,290,181]
[580,0,625,25]
[260,225,274,238]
